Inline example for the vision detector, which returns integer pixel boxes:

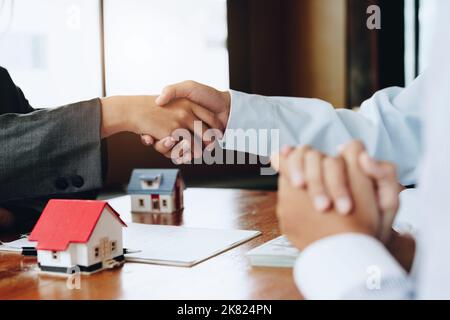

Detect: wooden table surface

[0,188,302,300]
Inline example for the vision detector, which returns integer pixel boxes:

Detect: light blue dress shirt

[223,75,425,186]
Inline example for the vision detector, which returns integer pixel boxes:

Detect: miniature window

[152,199,160,210]
[162,199,167,207]
[94,246,99,258]
[111,241,117,252]
[139,199,144,207]
[140,174,162,190]
[52,251,58,260]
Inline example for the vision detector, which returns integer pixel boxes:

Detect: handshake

[100,80,414,272]
[100,80,231,163]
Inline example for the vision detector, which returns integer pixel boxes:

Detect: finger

[359,152,400,212]
[304,150,331,212]
[156,83,190,106]
[192,104,225,132]
[340,140,380,235]
[280,145,311,187]
[154,138,182,161]
[271,146,293,172]
[168,139,191,164]
[187,116,211,155]
[180,139,192,164]
[154,137,176,154]
[340,140,366,166]
[271,153,281,172]
[156,80,226,114]
[179,110,210,148]
[359,152,400,242]
[140,134,154,146]
[281,145,294,156]
[323,156,353,215]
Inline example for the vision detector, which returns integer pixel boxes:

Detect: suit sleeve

[0,98,104,202]
[221,74,425,186]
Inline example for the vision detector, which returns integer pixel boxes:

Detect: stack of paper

[0,237,35,253]
[246,236,300,268]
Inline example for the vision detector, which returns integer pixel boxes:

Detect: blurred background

[0,0,438,191]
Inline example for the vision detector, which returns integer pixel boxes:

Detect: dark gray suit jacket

[0,67,105,216]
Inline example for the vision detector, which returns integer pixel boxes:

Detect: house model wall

[29,200,127,275]
[127,169,184,214]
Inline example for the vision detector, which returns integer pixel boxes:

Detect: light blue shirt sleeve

[222,75,425,185]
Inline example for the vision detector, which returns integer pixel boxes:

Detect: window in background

[103,0,229,96]
[404,0,417,86]
[0,0,102,108]
[418,0,439,73]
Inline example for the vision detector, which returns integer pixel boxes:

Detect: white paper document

[123,223,261,267]
[0,237,36,253]
[1,223,261,267]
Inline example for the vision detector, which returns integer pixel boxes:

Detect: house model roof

[127,169,180,195]
[29,200,127,251]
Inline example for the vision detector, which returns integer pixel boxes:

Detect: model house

[29,199,127,275]
[127,169,184,213]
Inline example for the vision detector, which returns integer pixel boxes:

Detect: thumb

[155,81,193,105]
[358,152,400,205]
[155,80,227,114]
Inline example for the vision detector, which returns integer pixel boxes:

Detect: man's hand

[272,143,402,243]
[276,141,390,250]
[140,81,231,161]
[156,80,231,128]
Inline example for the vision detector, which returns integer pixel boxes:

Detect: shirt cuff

[219,90,276,156]
[294,233,407,300]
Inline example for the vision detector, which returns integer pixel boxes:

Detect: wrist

[100,96,130,138]
[100,95,157,138]
[385,230,416,272]
[220,90,231,128]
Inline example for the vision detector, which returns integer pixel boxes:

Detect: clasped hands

[274,141,415,272]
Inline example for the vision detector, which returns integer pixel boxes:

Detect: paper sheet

[124,223,261,267]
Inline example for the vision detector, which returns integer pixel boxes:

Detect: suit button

[54,177,69,190]
[71,175,84,188]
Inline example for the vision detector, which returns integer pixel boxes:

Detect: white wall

[37,246,74,268]
[85,208,124,266]
[131,194,151,212]
[131,194,176,213]
[104,0,229,95]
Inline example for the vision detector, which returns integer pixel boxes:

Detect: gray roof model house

[127,169,184,214]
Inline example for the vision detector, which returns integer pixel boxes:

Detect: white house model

[29,199,127,275]
[127,169,184,214]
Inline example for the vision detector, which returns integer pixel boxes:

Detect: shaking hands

[99,82,231,163]
[140,81,231,162]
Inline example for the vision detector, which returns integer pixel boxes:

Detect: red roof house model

[29,200,127,251]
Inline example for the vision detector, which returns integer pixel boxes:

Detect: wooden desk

[0,188,302,300]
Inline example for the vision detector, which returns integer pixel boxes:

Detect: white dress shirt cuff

[294,233,407,300]
[220,90,276,156]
